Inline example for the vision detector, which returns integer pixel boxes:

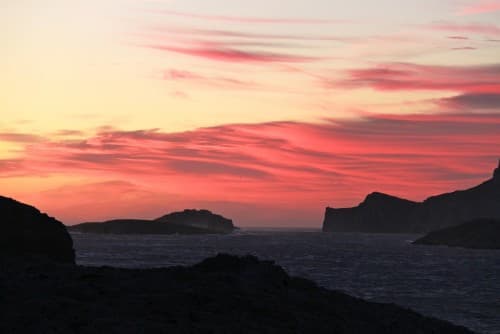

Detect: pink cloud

[148,44,317,63]
[152,9,343,25]
[332,62,500,93]
[458,1,500,15]
[150,26,351,43]
[429,22,500,35]
[162,68,257,89]
[2,114,499,226]
[0,133,44,143]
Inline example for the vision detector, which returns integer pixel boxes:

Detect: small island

[413,218,500,249]
[68,209,236,234]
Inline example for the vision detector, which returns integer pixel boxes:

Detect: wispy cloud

[450,46,477,50]
[0,133,44,143]
[162,68,258,89]
[438,93,500,109]
[147,43,318,63]
[4,113,500,200]
[429,22,500,35]
[151,9,345,25]
[448,35,469,40]
[457,1,500,15]
[331,62,500,93]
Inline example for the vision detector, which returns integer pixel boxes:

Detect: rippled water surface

[71,230,500,334]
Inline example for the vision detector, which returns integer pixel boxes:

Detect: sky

[1,0,500,226]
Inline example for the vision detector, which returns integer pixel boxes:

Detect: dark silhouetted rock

[69,209,236,234]
[413,218,500,249]
[155,209,235,233]
[323,192,420,233]
[0,195,75,264]
[0,254,474,334]
[323,161,500,233]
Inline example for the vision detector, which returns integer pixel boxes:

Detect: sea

[71,229,500,334]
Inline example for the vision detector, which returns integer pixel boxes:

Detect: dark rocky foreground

[0,254,474,334]
[323,160,500,233]
[0,196,74,264]
[414,218,500,249]
[69,209,236,234]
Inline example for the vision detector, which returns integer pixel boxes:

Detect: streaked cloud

[332,62,500,93]
[2,113,499,225]
[151,9,345,24]
[147,43,318,63]
[429,22,500,35]
[457,1,500,15]
[439,93,500,109]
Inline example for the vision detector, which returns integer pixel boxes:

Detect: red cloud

[148,44,317,63]
[333,63,500,93]
[2,114,499,225]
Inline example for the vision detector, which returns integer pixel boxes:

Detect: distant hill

[323,161,500,233]
[413,219,500,249]
[69,209,236,234]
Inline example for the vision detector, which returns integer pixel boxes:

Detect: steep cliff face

[0,196,75,263]
[323,193,420,233]
[323,161,500,233]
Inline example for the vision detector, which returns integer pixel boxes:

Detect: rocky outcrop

[323,161,500,233]
[0,195,75,264]
[323,192,420,233]
[155,209,235,233]
[1,254,474,334]
[413,218,500,249]
[69,209,236,234]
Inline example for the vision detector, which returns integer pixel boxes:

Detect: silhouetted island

[323,161,500,233]
[413,218,500,249]
[1,196,475,333]
[0,195,75,264]
[68,209,236,234]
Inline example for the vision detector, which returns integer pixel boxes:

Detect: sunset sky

[2,0,500,226]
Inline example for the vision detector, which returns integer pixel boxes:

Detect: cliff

[413,218,500,249]
[323,161,500,233]
[69,209,236,234]
[0,195,75,264]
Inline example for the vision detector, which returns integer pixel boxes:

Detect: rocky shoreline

[414,218,500,249]
[1,254,475,334]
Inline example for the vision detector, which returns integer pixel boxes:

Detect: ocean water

[71,230,500,334]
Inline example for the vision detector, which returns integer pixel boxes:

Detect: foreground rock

[0,254,474,334]
[0,196,75,264]
[69,209,236,234]
[323,161,500,233]
[413,218,500,249]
